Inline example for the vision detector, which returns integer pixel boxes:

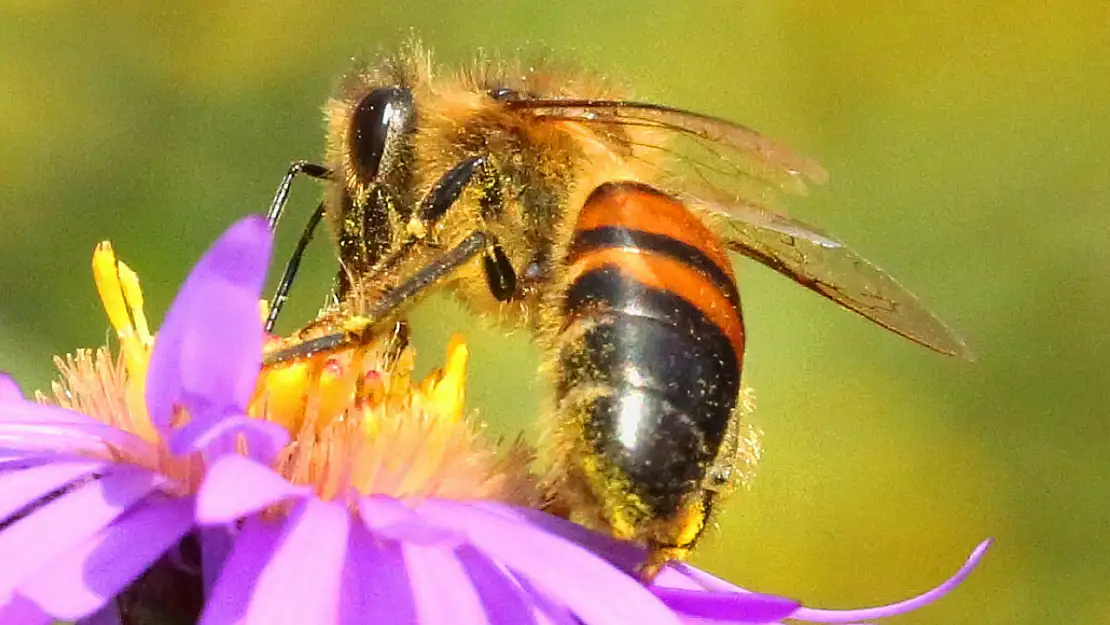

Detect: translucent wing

[690,197,973,359]
[503,98,828,207]
[507,98,969,358]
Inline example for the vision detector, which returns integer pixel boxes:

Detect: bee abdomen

[556,182,745,520]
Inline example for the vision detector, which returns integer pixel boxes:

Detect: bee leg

[407,155,504,241]
[362,156,498,287]
[265,160,332,230]
[265,201,326,333]
[264,231,491,365]
[482,242,517,301]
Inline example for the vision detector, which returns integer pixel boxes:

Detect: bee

[261,41,970,580]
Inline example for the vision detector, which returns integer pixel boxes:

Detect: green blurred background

[2,2,1106,623]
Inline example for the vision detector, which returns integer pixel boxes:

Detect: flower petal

[417,499,680,625]
[18,495,194,619]
[0,594,52,625]
[457,544,536,625]
[652,588,799,623]
[146,215,271,437]
[0,403,148,458]
[0,459,108,525]
[0,375,22,402]
[196,455,308,524]
[172,413,289,464]
[340,523,418,625]
[200,525,235,596]
[789,539,993,623]
[0,465,164,601]
[200,516,285,625]
[240,499,349,625]
[404,542,489,625]
[75,601,123,625]
[359,495,465,547]
[472,502,644,575]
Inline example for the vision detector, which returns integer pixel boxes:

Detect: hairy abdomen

[553,181,745,550]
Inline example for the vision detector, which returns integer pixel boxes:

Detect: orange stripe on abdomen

[574,181,736,281]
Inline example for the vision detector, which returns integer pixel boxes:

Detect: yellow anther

[92,242,147,381]
[92,243,133,341]
[256,362,313,433]
[318,351,363,430]
[389,346,416,400]
[116,260,152,349]
[428,334,468,423]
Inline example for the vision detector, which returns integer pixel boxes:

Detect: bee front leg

[266,201,325,332]
[266,160,332,229]
[262,161,333,330]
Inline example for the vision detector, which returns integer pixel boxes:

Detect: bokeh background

[2,2,1106,623]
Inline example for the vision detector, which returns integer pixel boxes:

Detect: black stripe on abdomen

[567,226,740,307]
[557,266,742,512]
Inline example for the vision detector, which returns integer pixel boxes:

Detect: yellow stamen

[116,260,152,349]
[255,362,313,433]
[92,243,149,390]
[318,352,363,428]
[427,334,468,423]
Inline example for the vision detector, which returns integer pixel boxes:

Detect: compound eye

[348,86,414,180]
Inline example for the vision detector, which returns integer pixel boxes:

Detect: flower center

[40,240,536,508]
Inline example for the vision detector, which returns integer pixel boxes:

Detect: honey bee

[261,41,969,579]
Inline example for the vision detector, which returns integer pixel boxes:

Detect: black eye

[348,87,414,180]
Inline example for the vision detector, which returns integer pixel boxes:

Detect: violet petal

[359,495,465,547]
[146,216,271,439]
[196,454,308,524]
[0,594,52,625]
[18,495,194,619]
[0,375,22,402]
[457,543,537,625]
[417,499,680,625]
[340,522,418,625]
[511,574,583,625]
[652,587,799,623]
[789,539,993,623]
[240,498,349,625]
[0,404,149,458]
[404,542,489,625]
[0,459,108,525]
[200,516,285,625]
[666,564,746,593]
[75,601,123,625]
[172,413,288,464]
[200,525,235,597]
[472,501,644,574]
[0,465,164,601]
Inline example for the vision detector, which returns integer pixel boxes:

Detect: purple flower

[0,216,990,624]
[0,216,279,624]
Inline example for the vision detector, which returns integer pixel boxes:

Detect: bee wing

[508,98,969,359]
[690,197,973,359]
[503,98,827,207]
